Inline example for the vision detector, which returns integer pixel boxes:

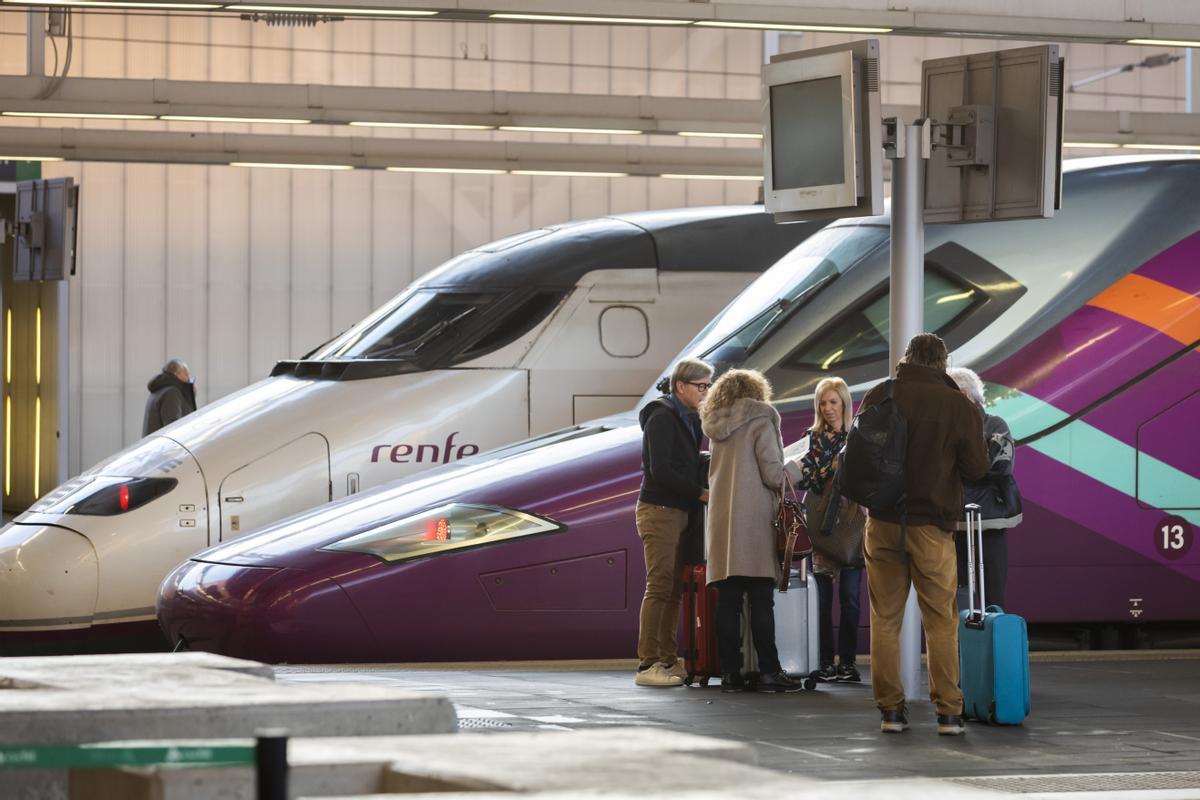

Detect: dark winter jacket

[956,409,1023,531]
[859,363,989,531]
[142,371,197,436]
[638,396,705,511]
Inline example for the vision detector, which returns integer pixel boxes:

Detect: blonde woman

[701,369,803,693]
[794,376,864,684]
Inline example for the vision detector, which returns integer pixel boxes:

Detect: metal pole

[26,10,46,78]
[1188,49,1197,113]
[890,124,926,703]
[255,729,288,800]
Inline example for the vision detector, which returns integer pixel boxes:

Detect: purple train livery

[158,156,1200,662]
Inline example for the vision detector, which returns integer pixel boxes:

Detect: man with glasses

[634,358,714,687]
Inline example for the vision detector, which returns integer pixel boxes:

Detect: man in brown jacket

[859,333,988,736]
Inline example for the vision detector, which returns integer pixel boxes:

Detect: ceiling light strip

[230,162,354,170]
[695,20,892,33]
[2,111,156,120]
[1126,38,1200,48]
[512,170,629,177]
[387,167,506,174]
[0,0,220,7]
[0,156,64,162]
[1121,143,1200,151]
[660,173,763,181]
[677,131,763,140]
[490,13,692,25]
[500,126,642,135]
[161,115,311,124]
[350,121,493,130]
[235,5,437,15]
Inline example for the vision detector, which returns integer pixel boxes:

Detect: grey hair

[668,357,713,394]
[163,358,190,378]
[948,367,985,406]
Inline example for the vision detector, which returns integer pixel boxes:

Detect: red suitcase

[681,563,721,686]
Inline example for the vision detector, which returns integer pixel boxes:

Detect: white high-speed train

[0,206,821,652]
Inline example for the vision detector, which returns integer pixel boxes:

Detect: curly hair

[700,368,772,420]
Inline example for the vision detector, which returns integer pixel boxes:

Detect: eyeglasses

[686,381,714,391]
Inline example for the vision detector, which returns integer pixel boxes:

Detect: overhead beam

[0,124,765,175]
[0,77,763,136]
[5,0,1200,46]
[3,79,1199,151]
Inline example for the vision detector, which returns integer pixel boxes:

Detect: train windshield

[684,224,888,365]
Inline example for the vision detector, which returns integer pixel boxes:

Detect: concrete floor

[276,653,1200,795]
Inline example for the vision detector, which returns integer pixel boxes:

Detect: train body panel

[157,157,1200,663]
[0,207,821,647]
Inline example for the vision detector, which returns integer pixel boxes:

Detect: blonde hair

[809,377,853,434]
[700,369,772,421]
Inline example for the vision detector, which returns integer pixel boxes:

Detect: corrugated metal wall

[0,10,1190,475]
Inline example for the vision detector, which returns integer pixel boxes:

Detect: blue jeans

[814,567,862,666]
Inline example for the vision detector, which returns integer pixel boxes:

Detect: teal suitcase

[958,504,1030,725]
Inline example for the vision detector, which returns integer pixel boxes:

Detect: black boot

[756,671,805,693]
[720,672,746,692]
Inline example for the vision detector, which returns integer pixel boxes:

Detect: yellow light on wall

[33,397,41,499]
[5,308,10,384]
[35,307,42,385]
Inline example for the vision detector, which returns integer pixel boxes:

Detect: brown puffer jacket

[859,363,989,532]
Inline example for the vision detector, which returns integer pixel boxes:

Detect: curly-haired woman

[700,369,803,693]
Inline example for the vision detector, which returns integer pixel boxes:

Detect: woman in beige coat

[700,369,802,693]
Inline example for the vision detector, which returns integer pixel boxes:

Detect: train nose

[0,523,98,631]
[158,559,377,663]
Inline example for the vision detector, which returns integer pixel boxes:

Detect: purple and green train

[159,156,1200,662]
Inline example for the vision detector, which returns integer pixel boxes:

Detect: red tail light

[118,483,131,512]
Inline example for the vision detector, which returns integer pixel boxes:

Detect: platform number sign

[1155,515,1193,561]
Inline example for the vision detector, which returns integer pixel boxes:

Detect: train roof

[414,205,825,290]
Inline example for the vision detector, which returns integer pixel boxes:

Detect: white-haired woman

[792,376,865,683]
[947,367,1023,611]
[701,369,803,693]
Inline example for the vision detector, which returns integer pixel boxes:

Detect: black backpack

[840,380,908,513]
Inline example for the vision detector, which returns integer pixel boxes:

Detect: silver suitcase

[744,561,820,681]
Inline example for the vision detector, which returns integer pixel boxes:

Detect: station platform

[276,651,1200,798]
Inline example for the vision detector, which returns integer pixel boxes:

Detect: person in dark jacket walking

[142,359,197,436]
[858,334,989,736]
[948,367,1023,611]
[634,357,713,687]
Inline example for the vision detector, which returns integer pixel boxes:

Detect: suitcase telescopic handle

[965,503,985,629]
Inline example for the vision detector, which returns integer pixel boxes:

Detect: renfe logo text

[370,431,480,464]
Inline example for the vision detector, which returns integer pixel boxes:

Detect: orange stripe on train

[1087,273,1200,347]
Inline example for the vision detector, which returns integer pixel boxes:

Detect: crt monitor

[763,40,883,221]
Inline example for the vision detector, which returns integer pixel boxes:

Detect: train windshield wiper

[744,273,837,356]
[369,307,478,360]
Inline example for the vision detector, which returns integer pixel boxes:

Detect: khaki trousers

[864,517,963,716]
[635,500,688,668]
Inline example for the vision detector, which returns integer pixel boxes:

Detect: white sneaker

[664,658,688,681]
[635,663,684,687]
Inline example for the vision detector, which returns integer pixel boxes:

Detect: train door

[521,269,756,432]
[218,432,331,541]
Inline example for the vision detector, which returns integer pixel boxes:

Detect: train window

[787,271,980,371]
[322,503,564,564]
[599,305,650,358]
[694,224,888,367]
[453,290,567,364]
[324,290,500,360]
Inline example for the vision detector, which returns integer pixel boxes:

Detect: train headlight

[321,503,563,563]
[58,476,178,516]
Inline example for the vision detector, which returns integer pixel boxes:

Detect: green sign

[0,742,256,769]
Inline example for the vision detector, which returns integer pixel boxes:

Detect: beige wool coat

[702,397,787,585]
